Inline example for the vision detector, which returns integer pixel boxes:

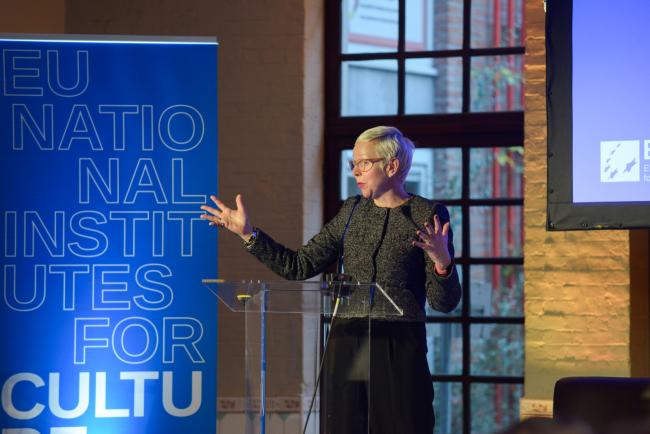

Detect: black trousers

[323,318,435,434]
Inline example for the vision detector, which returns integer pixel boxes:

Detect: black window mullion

[339,46,524,63]
[462,0,472,431]
[426,316,524,324]
[461,0,472,116]
[397,58,405,115]
[433,375,524,384]
[397,0,406,115]
[398,0,406,52]
[438,198,523,206]
[324,0,342,124]
[462,54,471,115]
[458,257,523,265]
[460,143,471,434]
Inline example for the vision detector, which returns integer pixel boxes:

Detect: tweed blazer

[246,195,462,321]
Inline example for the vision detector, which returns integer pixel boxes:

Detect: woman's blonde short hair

[357,126,414,183]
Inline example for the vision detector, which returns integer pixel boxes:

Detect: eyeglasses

[348,158,384,173]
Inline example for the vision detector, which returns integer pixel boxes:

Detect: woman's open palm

[412,214,452,269]
[200,194,252,240]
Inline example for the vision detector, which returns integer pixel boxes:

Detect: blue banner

[0,36,218,434]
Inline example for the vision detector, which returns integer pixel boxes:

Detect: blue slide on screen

[572,0,650,203]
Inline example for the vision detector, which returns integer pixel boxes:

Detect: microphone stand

[301,273,352,434]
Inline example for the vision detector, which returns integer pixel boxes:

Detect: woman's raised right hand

[200,194,254,241]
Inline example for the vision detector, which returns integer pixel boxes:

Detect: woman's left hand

[412,214,452,274]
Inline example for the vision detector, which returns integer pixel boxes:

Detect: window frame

[324,1,526,433]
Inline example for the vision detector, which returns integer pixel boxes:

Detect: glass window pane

[471,383,523,434]
[471,0,525,49]
[426,265,462,317]
[413,147,462,199]
[426,323,462,375]
[470,265,523,317]
[340,149,359,199]
[434,382,463,434]
[342,0,398,54]
[341,60,397,116]
[470,55,524,112]
[406,58,462,114]
[340,148,462,201]
[469,206,523,257]
[470,324,524,376]
[470,147,524,199]
[406,0,463,51]
[448,205,462,258]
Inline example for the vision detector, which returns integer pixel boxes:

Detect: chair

[553,377,650,434]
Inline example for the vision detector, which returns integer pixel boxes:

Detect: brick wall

[0,0,65,32]
[523,0,630,407]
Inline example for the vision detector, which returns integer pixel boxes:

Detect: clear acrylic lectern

[202,279,403,434]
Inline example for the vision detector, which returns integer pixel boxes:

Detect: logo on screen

[600,140,640,182]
